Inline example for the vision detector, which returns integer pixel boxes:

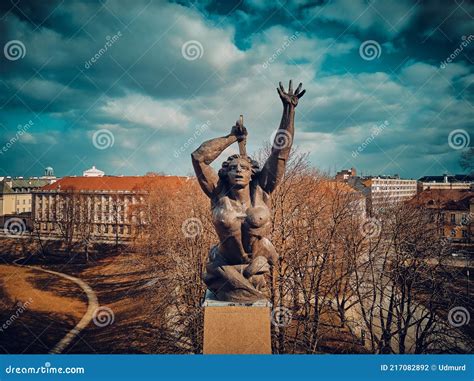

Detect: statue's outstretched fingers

[277,87,284,97]
[279,81,285,92]
[288,79,293,94]
[297,89,306,98]
[295,82,302,95]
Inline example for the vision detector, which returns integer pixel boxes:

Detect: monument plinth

[202,291,272,354]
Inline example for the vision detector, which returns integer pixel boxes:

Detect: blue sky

[0,0,472,179]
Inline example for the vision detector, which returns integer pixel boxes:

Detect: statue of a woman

[191,80,306,303]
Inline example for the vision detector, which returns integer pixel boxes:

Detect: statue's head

[219,154,259,188]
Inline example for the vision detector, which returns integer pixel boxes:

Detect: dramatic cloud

[0,0,472,179]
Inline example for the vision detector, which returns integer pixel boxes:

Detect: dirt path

[0,263,98,353]
[31,266,99,354]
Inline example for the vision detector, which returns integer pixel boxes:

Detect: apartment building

[363,176,417,215]
[411,189,473,243]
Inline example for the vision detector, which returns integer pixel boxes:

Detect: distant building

[362,176,417,215]
[335,167,357,182]
[410,189,473,243]
[32,174,188,242]
[0,168,57,217]
[417,174,473,192]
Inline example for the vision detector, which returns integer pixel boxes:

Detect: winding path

[12,259,99,354]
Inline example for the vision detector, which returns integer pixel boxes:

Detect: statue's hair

[218,154,260,181]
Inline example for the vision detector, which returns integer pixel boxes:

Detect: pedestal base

[202,290,272,354]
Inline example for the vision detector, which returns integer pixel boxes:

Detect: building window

[450,214,456,224]
[450,229,456,237]
[462,230,468,238]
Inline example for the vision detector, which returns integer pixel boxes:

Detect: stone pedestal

[202,291,272,354]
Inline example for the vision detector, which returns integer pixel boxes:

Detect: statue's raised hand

[277,80,306,107]
[230,119,248,142]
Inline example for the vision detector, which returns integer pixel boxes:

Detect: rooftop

[39,175,190,192]
[409,189,473,210]
[418,174,473,183]
[0,178,52,194]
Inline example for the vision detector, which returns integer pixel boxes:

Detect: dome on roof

[44,167,54,177]
[83,166,105,177]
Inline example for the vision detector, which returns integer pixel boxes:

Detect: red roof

[40,176,190,192]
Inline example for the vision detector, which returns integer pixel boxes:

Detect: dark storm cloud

[0,0,472,179]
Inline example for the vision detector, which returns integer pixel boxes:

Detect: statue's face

[227,158,252,188]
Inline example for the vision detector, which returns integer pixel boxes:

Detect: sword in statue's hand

[237,114,247,157]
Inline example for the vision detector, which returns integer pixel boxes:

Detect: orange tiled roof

[40,175,191,192]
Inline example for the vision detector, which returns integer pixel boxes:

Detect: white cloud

[304,0,419,37]
[101,94,190,131]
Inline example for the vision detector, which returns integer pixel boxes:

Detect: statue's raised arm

[259,80,305,194]
[191,123,247,198]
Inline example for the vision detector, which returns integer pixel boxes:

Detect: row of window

[443,213,470,225]
[16,199,32,205]
[38,222,133,235]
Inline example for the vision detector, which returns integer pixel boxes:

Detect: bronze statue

[191,80,306,303]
